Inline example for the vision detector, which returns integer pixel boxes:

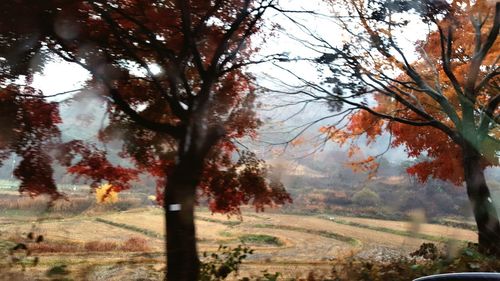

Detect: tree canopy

[320,0,499,185]
[0,0,290,213]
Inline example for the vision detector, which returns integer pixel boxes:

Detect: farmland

[0,192,478,280]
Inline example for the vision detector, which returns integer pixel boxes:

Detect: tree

[278,0,499,253]
[352,187,380,207]
[0,1,290,280]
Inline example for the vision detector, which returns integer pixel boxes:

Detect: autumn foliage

[320,0,499,186]
[0,2,290,278]
[309,0,500,253]
[95,183,119,204]
[0,0,290,213]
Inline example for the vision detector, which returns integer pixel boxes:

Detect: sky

[32,57,90,99]
[245,0,431,163]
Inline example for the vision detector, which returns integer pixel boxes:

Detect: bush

[30,237,149,253]
[84,241,118,252]
[352,188,380,206]
[300,243,500,281]
[239,234,283,246]
[199,245,281,281]
[30,241,80,253]
[199,245,253,281]
[121,237,150,252]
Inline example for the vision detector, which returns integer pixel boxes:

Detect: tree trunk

[164,155,203,281]
[463,142,500,255]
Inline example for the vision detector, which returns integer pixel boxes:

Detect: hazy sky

[247,0,432,163]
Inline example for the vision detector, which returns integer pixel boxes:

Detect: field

[0,192,478,280]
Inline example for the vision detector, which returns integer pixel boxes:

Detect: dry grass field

[0,196,478,280]
[334,215,477,242]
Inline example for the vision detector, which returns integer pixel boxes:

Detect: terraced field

[331,215,477,242]
[0,207,477,280]
[94,208,476,260]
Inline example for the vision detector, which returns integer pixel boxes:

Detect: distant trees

[0,1,290,280]
[352,187,380,207]
[277,0,499,253]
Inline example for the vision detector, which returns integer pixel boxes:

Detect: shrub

[199,245,253,281]
[84,241,118,252]
[199,245,281,281]
[121,237,149,252]
[239,234,283,246]
[352,188,380,206]
[95,183,119,204]
[410,243,439,260]
[302,243,500,281]
[30,241,80,253]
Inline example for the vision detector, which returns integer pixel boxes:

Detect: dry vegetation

[0,191,483,280]
[334,215,477,242]
[24,237,150,253]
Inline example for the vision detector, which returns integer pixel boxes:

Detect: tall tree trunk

[164,154,203,281]
[463,142,500,255]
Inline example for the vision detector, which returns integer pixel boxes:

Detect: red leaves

[0,0,288,217]
[60,141,139,191]
[0,87,64,198]
[199,152,292,214]
[15,148,61,199]
[391,122,467,185]
[150,150,292,214]
[0,87,62,146]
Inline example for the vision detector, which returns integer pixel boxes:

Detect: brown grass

[254,213,428,250]
[98,208,165,234]
[28,236,149,253]
[0,193,144,216]
[1,206,479,273]
[30,241,81,253]
[121,237,150,252]
[335,216,477,242]
[84,241,119,252]
[0,195,93,214]
[94,210,474,256]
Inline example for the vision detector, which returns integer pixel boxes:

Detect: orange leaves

[347,145,361,158]
[290,136,306,147]
[390,121,468,184]
[320,126,352,145]
[320,110,384,178]
[320,123,381,179]
[347,110,384,142]
[323,0,498,186]
[407,154,464,186]
[344,156,380,179]
[95,183,119,204]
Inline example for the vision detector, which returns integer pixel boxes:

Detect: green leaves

[199,244,254,281]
